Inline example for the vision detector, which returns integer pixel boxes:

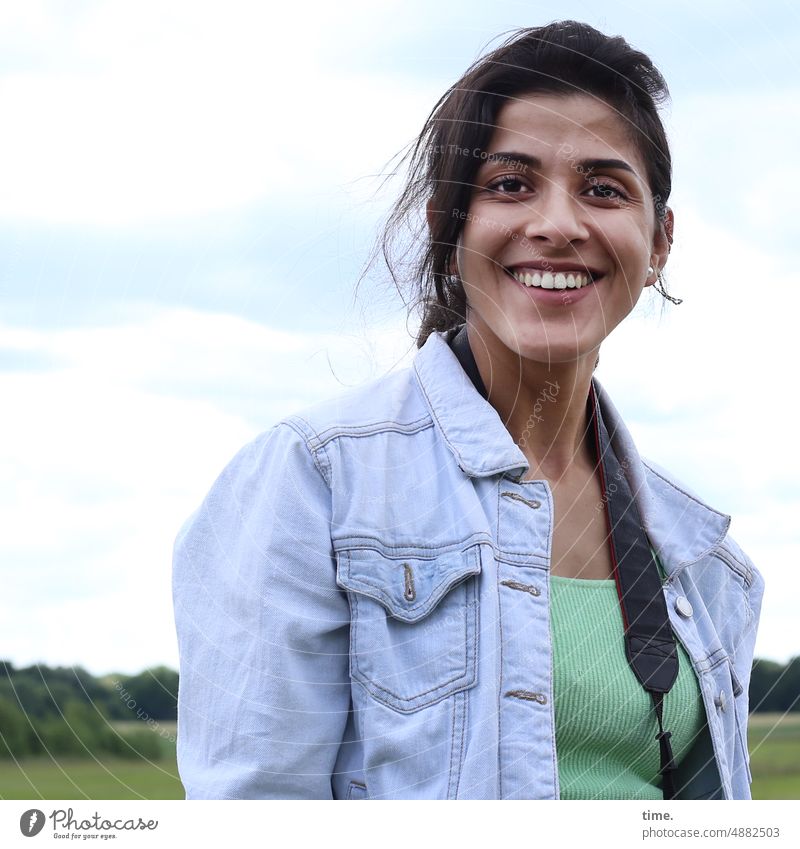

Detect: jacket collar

[413,329,731,571]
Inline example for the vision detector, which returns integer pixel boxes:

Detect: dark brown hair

[369,20,676,347]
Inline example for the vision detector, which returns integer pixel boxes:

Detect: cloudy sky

[1,0,798,675]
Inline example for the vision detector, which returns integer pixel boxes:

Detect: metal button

[675,596,693,618]
[505,689,548,704]
[500,579,541,597]
[715,690,727,712]
[500,491,541,509]
[402,563,415,602]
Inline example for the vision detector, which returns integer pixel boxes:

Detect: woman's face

[454,92,672,366]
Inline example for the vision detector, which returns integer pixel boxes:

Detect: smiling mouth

[504,268,601,290]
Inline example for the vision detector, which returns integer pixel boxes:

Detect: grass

[0,714,797,799]
[0,757,184,800]
[748,712,800,800]
[0,721,184,800]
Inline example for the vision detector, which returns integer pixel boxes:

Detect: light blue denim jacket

[173,329,764,800]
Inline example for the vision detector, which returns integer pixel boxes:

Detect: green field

[1,714,798,799]
[0,757,184,800]
[748,713,800,800]
[0,721,183,800]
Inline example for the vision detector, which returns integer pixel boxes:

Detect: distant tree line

[0,657,798,760]
[750,657,800,712]
[0,661,177,760]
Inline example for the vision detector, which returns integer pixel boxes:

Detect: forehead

[489,93,646,175]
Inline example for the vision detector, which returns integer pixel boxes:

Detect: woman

[173,20,764,800]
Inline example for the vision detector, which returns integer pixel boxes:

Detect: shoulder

[641,457,764,645]
[641,456,764,606]
[280,363,431,451]
[638,458,764,707]
[187,363,427,499]
[640,455,705,500]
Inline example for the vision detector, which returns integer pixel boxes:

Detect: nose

[522,184,590,247]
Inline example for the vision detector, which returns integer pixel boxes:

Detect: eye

[486,174,531,195]
[585,180,629,202]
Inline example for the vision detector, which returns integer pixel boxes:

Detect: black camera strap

[588,379,679,799]
[449,325,679,799]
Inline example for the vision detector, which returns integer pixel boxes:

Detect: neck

[466,319,598,481]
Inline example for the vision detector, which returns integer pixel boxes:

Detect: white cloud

[0,0,436,229]
[670,89,800,245]
[0,307,414,673]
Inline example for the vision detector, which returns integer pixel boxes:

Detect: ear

[649,205,673,283]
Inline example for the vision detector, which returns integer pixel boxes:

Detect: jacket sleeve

[724,533,766,731]
[172,421,351,799]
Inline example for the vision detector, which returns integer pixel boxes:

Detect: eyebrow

[483,151,637,176]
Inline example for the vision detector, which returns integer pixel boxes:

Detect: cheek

[456,227,480,275]
[601,221,651,265]
[462,210,508,248]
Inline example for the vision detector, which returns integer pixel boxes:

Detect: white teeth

[509,269,594,290]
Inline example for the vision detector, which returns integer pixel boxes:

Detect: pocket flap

[336,546,481,623]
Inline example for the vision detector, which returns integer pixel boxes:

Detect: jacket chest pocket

[335,545,481,713]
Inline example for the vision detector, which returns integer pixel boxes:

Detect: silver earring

[648,265,655,276]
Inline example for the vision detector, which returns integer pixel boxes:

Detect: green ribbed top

[550,572,704,800]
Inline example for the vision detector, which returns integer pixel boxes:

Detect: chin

[512,339,598,366]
